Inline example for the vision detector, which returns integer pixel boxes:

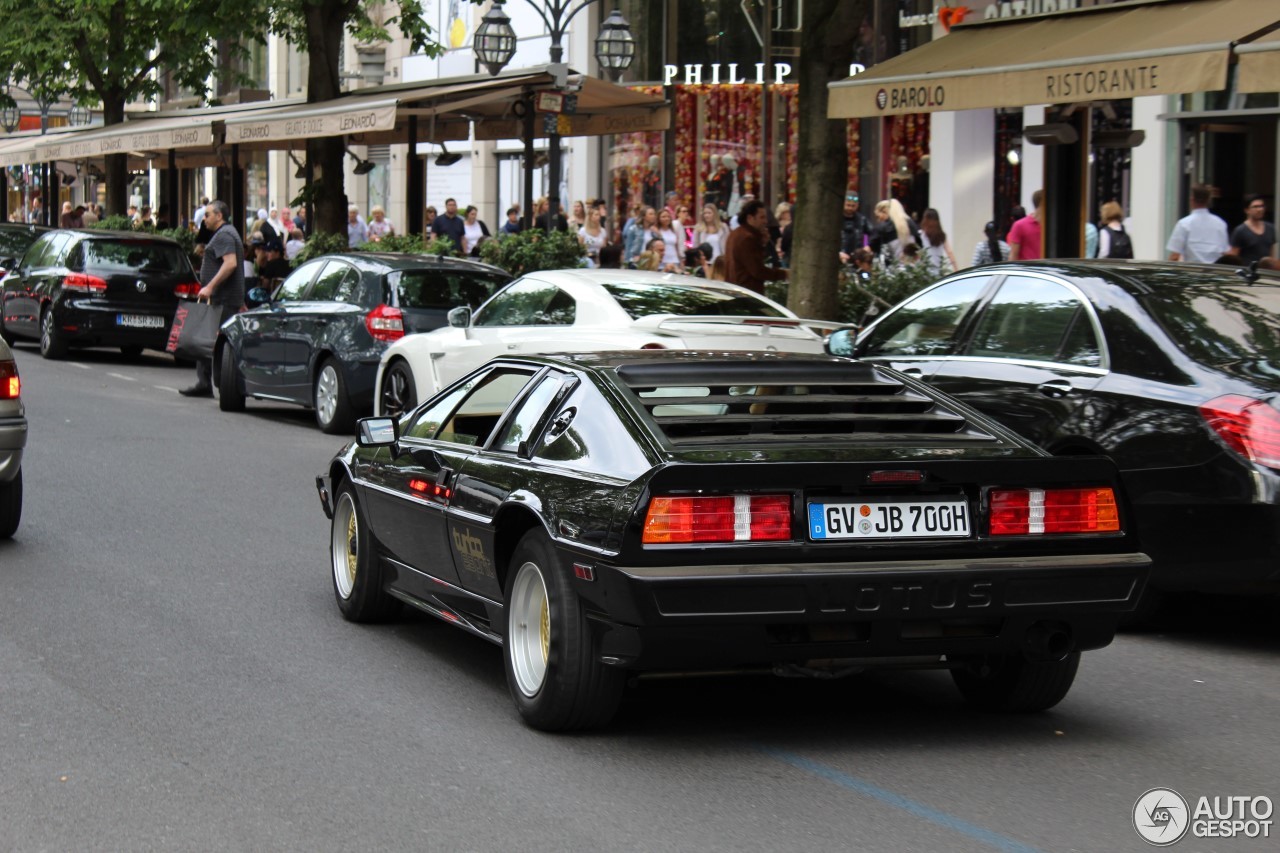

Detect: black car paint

[216,252,509,416]
[319,352,1148,673]
[852,260,1280,594]
[0,229,190,353]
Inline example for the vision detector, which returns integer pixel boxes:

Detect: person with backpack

[1098,201,1134,259]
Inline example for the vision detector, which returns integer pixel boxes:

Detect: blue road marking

[760,748,1044,853]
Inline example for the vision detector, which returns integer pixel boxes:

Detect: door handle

[1037,379,1073,398]
[898,367,924,378]
[506,343,518,350]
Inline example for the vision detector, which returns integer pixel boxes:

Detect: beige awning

[34,112,217,161]
[0,132,46,167]
[1237,29,1280,93]
[829,0,1280,118]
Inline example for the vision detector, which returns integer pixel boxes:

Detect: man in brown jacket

[723,199,787,294]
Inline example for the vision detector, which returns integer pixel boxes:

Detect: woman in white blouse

[578,206,607,267]
[692,204,729,261]
[462,205,491,256]
[656,208,683,270]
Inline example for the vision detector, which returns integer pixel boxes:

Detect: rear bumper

[53,300,175,349]
[580,552,1150,670]
[0,416,25,481]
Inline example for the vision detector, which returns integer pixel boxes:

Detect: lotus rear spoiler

[631,314,858,336]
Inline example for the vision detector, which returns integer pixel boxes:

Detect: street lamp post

[474,0,634,232]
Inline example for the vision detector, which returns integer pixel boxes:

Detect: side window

[310,261,361,303]
[473,280,575,326]
[49,233,75,266]
[534,382,650,478]
[23,233,64,269]
[967,276,1094,363]
[858,277,990,357]
[438,369,537,447]
[496,374,565,453]
[403,383,472,441]
[275,261,322,302]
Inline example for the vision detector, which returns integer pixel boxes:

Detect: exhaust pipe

[1024,621,1074,662]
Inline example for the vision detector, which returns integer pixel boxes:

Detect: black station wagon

[215,252,510,433]
[318,351,1149,731]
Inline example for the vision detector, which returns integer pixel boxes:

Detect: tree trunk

[306,1,356,235]
[102,98,128,217]
[788,0,864,321]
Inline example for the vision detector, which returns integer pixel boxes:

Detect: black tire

[0,468,22,539]
[381,359,417,417]
[951,651,1080,713]
[0,314,14,346]
[329,484,398,622]
[119,345,144,358]
[39,307,67,360]
[218,344,246,412]
[314,358,355,435]
[503,529,625,731]
[173,356,196,368]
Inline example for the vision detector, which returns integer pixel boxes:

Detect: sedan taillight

[0,360,18,399]
[63,273,108,294]
[175,282,201,298]
[1199,394,1280,470]
[989,488,1119,535]
[366,304,405,342]
[643,494,792,543]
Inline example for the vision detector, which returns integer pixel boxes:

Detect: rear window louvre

[615,359,997,446]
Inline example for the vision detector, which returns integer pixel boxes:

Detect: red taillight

[366,304,404,342]
[175,282,201,298]
[63,273,108,294]
[1199,394,1280,470]
[0,360,18,400]
[642,494,792,543]
[640,342,666,350]
[989,488,1120,535]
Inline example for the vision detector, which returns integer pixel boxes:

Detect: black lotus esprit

[316,352,1149,731]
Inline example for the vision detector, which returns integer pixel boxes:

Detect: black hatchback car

[215,252,509,433]
[318,352,1148,730]
[0,229,199,359]
[830,260,1280,603]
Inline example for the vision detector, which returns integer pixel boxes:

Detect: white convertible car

[374,269,847,415]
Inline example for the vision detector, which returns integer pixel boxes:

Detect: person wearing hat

[257,238,292,281]
[839,192,872,263]
[971,220,1012,267]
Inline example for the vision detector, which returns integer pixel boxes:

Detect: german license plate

[808,499,971,540]
[117,314,164,328]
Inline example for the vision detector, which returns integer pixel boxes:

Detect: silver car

[0,336,25,537]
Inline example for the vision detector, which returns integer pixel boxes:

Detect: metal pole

[407,115,424,237]
[547,38,564,233]
[523,96,536,231]
[167,149,178,230]
[230,144,244,234]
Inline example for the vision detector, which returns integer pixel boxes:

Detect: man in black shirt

[839,192,871,263]
[257,239,293,281]
[430,198,467,254]
[1230,195,1277,265]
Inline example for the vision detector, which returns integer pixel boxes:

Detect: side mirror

[0,258,16,272]
[826,329,857,357]
[356,416,399,447]
[447,306,471,328]
[247,287,272,306]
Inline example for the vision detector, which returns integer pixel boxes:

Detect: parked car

[0,335,26,538]
[373,269,848,416]
[317,351,1149,731]
[215,252,510,433]
[829,260,1280,603]
[0,229,199,360]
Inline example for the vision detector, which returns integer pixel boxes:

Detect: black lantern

[0,97,18,134]
[593,8,635,82]
[69,104,90,127]
[474,1,518,76]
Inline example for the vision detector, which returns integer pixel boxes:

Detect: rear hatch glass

[603,281,789,319]
[388,269,509,333]
[1142,282,1280,382]
[75,239,195,305]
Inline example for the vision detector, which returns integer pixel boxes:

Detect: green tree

[0,0,261,215]
[788,0,867,321]
[269,1,459,235]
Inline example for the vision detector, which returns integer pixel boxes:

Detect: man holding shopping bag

[180,200,245,397]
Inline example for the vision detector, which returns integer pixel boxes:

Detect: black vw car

[317,352,1148,731]
[0,229,198,359]
[830,260,1280,605]
[215,252,509,433]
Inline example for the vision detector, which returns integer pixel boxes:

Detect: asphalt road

[1,343,1277,853]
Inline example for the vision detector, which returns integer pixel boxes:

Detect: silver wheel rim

[331,493,358,599]
[509,561,550,697]
[316,365,339,425]
[41,311,52,351]
[383,367,410,415]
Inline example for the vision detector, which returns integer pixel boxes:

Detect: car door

[239,261,321,393]
[277,259,362,401]
[853,274,995,381]
[926,273,1106,450]
[442,280,576,388]
[3,233,69,338]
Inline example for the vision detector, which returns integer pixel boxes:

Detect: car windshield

[602,282,788,319]
[1142,283,1280,376]
[83,240,189,274]
[391,270,507,310]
